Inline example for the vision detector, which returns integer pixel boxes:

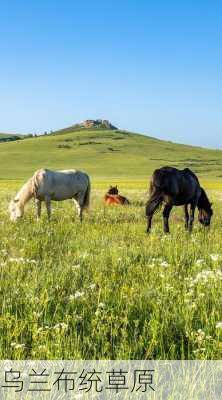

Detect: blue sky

[0,1,222,148]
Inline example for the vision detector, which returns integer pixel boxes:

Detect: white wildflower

[72,264,80,270]
[54,323,68,330]
[210,254,221,262]
[15,344,26,350]
[9,257,24,263]
[11,343,26,350]
[74,291,85,299]
[196,259,204,265]
[191,269,222,285]
[38,345,47,351]
[160,261,169,268]
[196,329,205,343]
[88,283,96,290]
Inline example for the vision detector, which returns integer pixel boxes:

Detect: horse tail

[146,190,163,216]
[83,174,91,210]
[146,181,163,217]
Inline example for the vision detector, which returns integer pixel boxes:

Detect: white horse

[9,169,91,221]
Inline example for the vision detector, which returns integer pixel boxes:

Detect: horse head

[198,188,213,226]
[107,185,119,195]
[9,198,24,221]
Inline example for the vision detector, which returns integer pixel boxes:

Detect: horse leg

[73,198,83,222]
[78,204,83,222]
[162,204,172,233]
[36,199,42,220]
[184,204,189,230]
[146,215,153,233]
[146,189,163,233]
[188,203,196,232]
[45,196,51,220]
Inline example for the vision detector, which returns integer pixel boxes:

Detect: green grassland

[1,127,222,182]
[0,127,221,360]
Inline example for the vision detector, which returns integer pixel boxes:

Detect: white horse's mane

[14,177,35,205]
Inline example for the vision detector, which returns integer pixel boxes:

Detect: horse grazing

[104,185,130,205]
[146,167,213,233]
[9,169,91,222]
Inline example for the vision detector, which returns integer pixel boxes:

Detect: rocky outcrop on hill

[50,119,118,136]
[80,119,117,130]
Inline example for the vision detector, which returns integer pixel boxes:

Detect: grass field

[0,180,221,360]
[0,127,221,360]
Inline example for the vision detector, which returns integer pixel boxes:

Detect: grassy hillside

[0,133,22,142]
[0,127,222,181]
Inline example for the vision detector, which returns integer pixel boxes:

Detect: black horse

[146,167,213,233]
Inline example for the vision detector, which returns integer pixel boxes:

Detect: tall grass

[0,183,221,360]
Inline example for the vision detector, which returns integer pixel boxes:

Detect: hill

[0,133,23,143]
[0,125,222,181]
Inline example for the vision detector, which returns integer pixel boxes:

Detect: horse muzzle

[199,218,210,226]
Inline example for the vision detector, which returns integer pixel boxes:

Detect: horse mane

[15,178,35,206]
[198,187,213,214]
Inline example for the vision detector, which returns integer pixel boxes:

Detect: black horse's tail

[145,182,163,217]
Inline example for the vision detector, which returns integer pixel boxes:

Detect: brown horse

[146,167,213,233]
[104,186,130,205]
